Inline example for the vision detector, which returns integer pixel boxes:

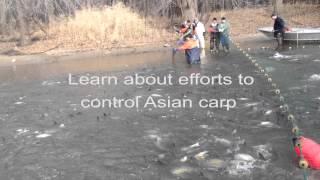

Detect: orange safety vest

[178,39,198,50]
[179,27,188,34]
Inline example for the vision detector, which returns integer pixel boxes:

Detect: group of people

[173,14,286,64]
[208,17,230,53]
[173,17,230,64]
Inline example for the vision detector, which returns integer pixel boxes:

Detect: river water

[0,42,319,180]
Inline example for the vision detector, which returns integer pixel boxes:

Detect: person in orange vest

[181,20,194,40]
[173,34,200,64]
[175,20,193,45]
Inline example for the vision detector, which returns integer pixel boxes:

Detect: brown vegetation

[0,1,319,54]
[31,4,173,53]
[0,3,175,54]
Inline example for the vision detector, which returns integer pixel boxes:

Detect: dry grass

[1,3,319,54]
[208,4,320,38]
[12,3,175,54]
[281,3,320,27]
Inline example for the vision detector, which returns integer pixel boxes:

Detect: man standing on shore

[194,18,206,49]
[271,13,286,49]
[218,17,230,53]
[208,17,220,53]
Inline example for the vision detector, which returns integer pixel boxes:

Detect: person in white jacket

[194,18,206,49]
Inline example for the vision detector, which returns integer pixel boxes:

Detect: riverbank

[0,44,172,67]
[0,3,175,57]
[0,4,319,65]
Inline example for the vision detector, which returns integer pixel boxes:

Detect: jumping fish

[259,121,274,128]
[234,154,255,162]
[272,52,291,59]
[151,94,163,97]
[309,74,320,81]
[181,142,200,152]
[36,133,52,138]
[171,166,195,176]
[14,102,25,105]
[265,110,273,115]
[237,98,249,101]
[214,137,232,147]
[243,102,260,108]
[194,151,209,160]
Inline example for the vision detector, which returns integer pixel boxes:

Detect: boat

[258,27,320,41]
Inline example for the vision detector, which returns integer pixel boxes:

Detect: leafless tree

[0,0,318,46]
[0,0,79,45]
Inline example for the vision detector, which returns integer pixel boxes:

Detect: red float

[295,136,320,170]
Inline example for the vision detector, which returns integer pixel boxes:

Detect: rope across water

[229,38,309,180]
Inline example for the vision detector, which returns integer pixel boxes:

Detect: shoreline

[2,32,310,68]
[0,43,173,67]
[0,34,268,67]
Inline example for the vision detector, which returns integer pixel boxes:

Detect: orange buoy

[294,136,320,169]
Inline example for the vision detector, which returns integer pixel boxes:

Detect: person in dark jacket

[271,13,285,48]
[208,17,220,53]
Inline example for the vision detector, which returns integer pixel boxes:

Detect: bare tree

[273,0,283,14]
[0,0,79,46]
[1,0,318,45]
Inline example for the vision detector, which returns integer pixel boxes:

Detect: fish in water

[234,154,255,162]
[36,133,52,138]
[171,166,195,177]
[205,159,226,169]
[214,136,232,147]
[265,110,273,115]
[259,121,274,128]
[180,156,188,162]
[309,74,320,81]
[271,52,291,59]
[253,144,273,161]
[194,151,209,160]
[150,135,175,152]
[228,154,256,176]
